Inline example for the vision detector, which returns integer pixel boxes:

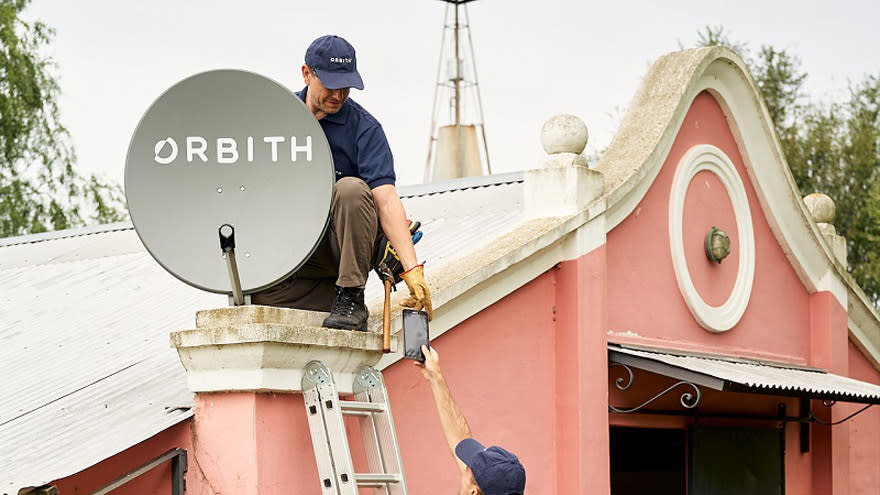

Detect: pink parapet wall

[383,245,610,495]
[383,270,559,495]
[188,392,317,495]
[606,91,811,363]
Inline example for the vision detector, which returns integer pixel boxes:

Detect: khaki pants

[251,177,378,311]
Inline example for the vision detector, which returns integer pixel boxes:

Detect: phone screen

[402,309,429,362]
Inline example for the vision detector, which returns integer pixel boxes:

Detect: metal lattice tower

[424,0,491,182]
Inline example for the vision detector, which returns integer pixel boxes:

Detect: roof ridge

[0,221,134,248]
[0,173,525,247]
[398,171,523,198]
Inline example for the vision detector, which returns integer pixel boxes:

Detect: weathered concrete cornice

[171,307,396,394]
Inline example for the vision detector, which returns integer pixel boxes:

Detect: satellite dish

[125,69,334,295]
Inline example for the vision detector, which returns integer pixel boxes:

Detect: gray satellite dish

[125,69,334,297]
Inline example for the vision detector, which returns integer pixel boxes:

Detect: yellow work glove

[400,264,433,320]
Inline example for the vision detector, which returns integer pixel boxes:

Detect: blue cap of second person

[456,438,526,495]
[305,35,364,90]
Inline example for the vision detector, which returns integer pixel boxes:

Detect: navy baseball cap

[305,35,364,90]
[456,438,526,495]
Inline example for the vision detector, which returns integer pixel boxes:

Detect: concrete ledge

[172,306,398,394]
[195,306,329,328]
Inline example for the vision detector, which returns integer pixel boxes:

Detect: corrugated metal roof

[0,174,526,492]
[0,221,133,248]
[0,236,224,493]
[398,171,523,198]
[609,345,880,404]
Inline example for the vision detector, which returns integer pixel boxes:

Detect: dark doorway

[689,425,783,495]
[610,426,687,495]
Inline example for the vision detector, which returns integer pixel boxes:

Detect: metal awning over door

[609,344,880,405]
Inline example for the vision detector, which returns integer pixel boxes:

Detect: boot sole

[322,320,368,332]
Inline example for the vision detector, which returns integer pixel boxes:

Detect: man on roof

[417,345,527,495]
[252,35,432,331]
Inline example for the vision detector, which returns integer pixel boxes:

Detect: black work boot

[322,286,368,331]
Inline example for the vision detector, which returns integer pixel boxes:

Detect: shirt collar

[298,87,349,125]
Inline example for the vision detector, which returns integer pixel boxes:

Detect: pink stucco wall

[847,341,880,493]
[607,91,811,364]
[385,245,609,495]
[384,270,558,495]
[186,392,316,495]
[52,420,192,494]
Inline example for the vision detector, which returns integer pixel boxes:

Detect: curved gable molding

[596,47,847,306]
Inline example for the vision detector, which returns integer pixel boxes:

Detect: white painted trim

[171,325,388,394]
[849,318,880,371]
[848,282,880,371]
[669,145,755,332]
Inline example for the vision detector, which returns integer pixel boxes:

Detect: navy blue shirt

[297,88,396,189]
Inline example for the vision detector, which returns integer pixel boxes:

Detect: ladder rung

[356,473,402,486]
[340,401,386,413]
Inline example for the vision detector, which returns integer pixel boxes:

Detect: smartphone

[402,309,429,362]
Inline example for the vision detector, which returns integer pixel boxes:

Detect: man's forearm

[427,372,472,473]
[372,185,418,271]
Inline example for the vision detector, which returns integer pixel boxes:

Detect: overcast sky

[24,0,880,186]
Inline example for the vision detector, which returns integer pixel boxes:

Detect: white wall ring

[669,144,755,332]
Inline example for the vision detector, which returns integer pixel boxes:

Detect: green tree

[0,0,125,238]
[694,27,880,304]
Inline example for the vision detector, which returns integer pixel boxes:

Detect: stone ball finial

[541,114,588,155]
[803,193,836,223]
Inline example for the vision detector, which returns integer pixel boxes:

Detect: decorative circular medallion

[669,145,755,332]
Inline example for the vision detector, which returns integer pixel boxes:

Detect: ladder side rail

[319,382,361,495]
[304,387,343,495]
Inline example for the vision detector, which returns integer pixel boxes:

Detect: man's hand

[400,264,433,319]
[415,344,442,382]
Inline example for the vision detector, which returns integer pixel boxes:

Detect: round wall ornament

[668,144,755,332]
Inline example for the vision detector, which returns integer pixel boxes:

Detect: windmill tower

[424,0,491,182]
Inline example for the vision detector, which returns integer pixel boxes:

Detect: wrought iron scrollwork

[609,362,634,391]
[608,362,702,414]
[809,400,874,426]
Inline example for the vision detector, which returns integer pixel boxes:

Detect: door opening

[610,426,686,495]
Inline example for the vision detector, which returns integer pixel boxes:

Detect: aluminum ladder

[302,361,408,495]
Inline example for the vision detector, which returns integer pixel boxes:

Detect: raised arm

[372,184,433,318]
[416,345,471,474]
